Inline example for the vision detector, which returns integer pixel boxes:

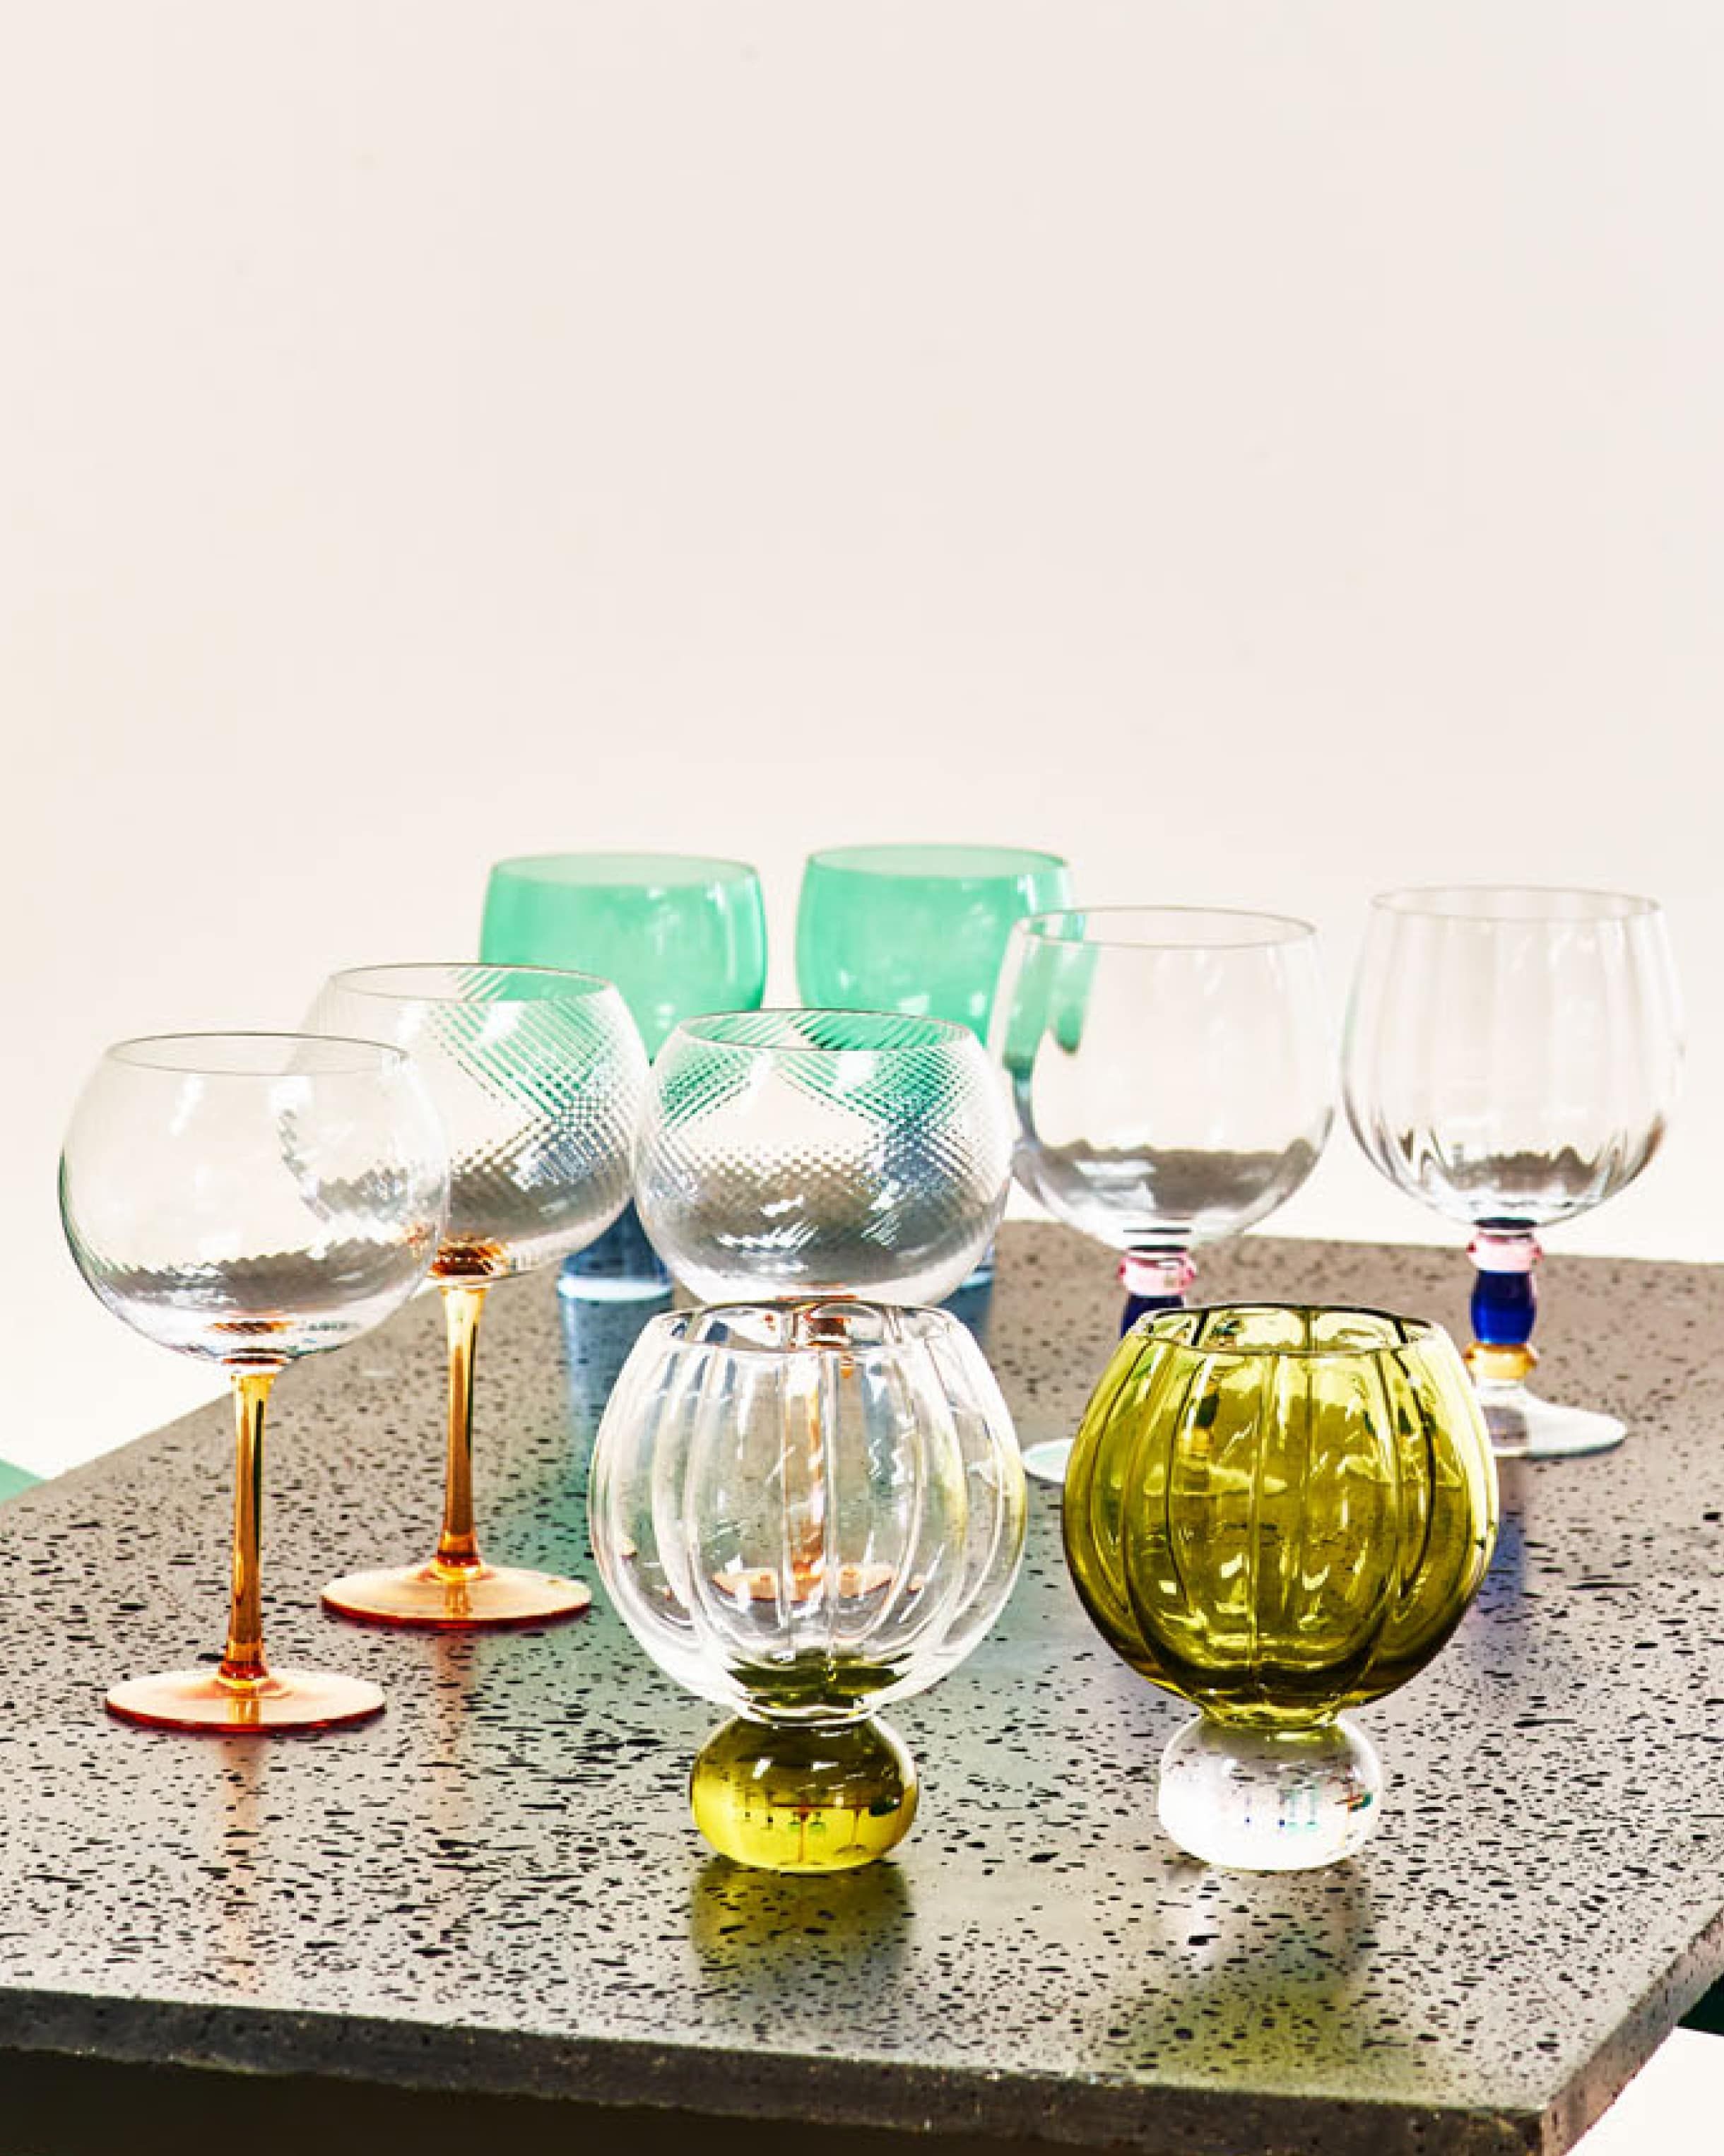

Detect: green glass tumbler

[482,853,767,1056]
[795,844,1072,1039]
[481,853,768,1301]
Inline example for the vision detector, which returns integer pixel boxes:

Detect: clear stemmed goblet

[990,907,1333,1482]
[304,964,648,1625]
[1343,887,1683,1458]
[636,1009,1012,1307]
[59,1034,449,1732]
[481,853,769,1302]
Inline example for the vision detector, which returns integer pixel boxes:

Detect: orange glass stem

[435,1281,488,1577]
[219,1368,276,1689]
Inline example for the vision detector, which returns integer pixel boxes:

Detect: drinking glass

[59,1034,449,1731]
[304,964,648,1625]
[590,1298,1026,1871]
[1063,1305,1497,1870]
[796,844,1072,1038]
[1343,886,1683,1458]
[990,906,1333,1479]
[636,1009,1012,1307]
[481,853,768,1302]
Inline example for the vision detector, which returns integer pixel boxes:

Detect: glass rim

[804,841,1068,881]
[669,1007,976,1054]
[487,851,762,890]
[102,1031,415,1079]
[1136,1302,1446,1363]
[1015,905,1317,952]
[321,961,622,1004]
[633,1297,960,1357]
[1370,884,1663,923]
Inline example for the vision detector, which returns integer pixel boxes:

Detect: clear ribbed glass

[1343,887,1682,1457]
[636,1009,1012,1306]
[590,1298,1027,1871]
[1063,1304,1497,1869]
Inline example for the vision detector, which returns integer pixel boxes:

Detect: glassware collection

[56,855,1682,1877]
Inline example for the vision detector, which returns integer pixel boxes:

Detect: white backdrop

[5,2,1723,1474]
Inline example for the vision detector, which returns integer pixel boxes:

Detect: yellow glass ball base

[690,1715,919,1873]
[321,1561,592,1630]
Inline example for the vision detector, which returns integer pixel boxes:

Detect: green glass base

[690,1715,919,1873]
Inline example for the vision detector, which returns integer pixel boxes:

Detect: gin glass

[796,844,1071,1038]
[637,1009,1012,1306]
[591,1298,1026,1870]
[1344,886,1682,1457]
[1063,1305,1496,1870]
[305,964,648,1625]
[59,1034,449,1731]
[990,907,1333,1479]
[481,853,768,1301]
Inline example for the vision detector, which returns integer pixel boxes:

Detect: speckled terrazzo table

[4,1225,1724,2155]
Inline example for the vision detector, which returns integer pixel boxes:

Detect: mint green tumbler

[796,844,1071,1038]
[481,853,767,1299]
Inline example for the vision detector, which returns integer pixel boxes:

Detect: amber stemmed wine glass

[304,964,648,1627]
[59,1034,449,1732]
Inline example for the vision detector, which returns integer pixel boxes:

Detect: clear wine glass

[59,1034,449,1732]
[304,963,648,1625]
[989,907,1333,1481]
[636,1009,1012,1307]
[1343,886,1683,1458]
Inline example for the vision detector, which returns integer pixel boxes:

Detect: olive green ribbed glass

[1063,1305,1498,1730]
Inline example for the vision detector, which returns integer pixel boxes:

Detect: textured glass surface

[304,964,648,1279]
[480,852,767,1056]
[637,1009,1012,1305]
[991,908,1333,1253]
[796,843,1071,1038]
[1343,887,1682,1231]
[589,1299,1026,1722]
[60,1035,449,1364]
[1063,1305,1498,1725]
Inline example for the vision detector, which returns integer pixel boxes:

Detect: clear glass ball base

[690,1715,919,1873]
[1476,1378,1625,1459]
[1158,1715,1382,1871]
[1020,1437,1072,1485]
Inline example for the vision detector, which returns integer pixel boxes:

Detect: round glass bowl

[635,1009,1013,1306]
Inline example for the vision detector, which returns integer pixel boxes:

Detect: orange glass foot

[321,1560,592,1630]
[105,1667,385,1734]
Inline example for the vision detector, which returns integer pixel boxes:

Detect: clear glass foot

[1475,1378,1624,1459]
[1158,1715,1382,1871]
[1020,1437,1072,1485]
